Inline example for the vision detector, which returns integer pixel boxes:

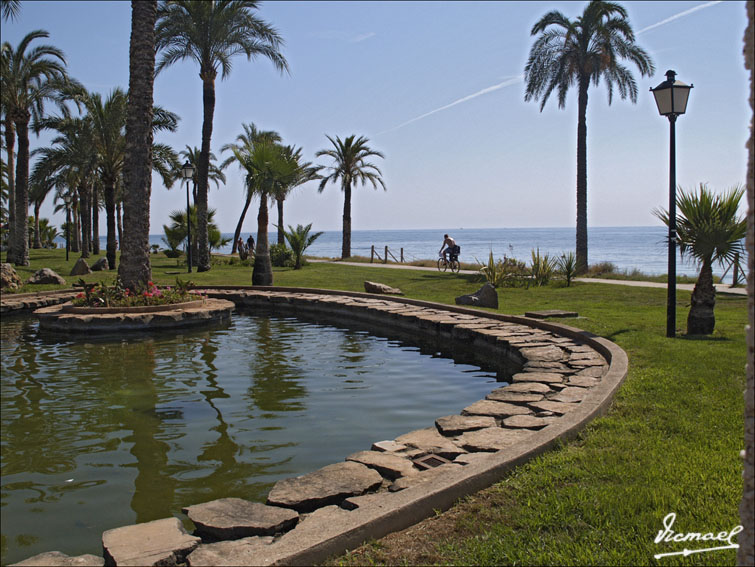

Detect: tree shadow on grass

[679,334,731,342]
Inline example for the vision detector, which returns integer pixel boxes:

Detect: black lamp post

[181,160,196,273]
[651,69,693,338]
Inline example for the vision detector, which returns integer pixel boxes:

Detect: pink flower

[76,292,84,299]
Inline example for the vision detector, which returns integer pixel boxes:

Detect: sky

[1,0,751,234]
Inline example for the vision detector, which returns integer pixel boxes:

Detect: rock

[528,400,579,414]
[502,415,558,429]
[454,283,498,309]
[567,375,600,388]
[185,536,274,567]
[395,427,466,459]
[10,551,104,566]
[461,400,532,418]
[70,258,91,276]
[511,372,564,384]
[1,263,22,290]
[182,498,299,540]
[435,414,497,436]
[549,386,589,403]
[91,257,109,271]
[518,345,565,362]
[266,461,383,512]
[575,366,605,378]
[389,463,463,492]
[26,268,65,285]
[456,427,534,452]
[273,505,353,546]
[102,517,200,566]
[364,281,403,295]
[371,440,408,453]
[345,450,418,480]
[501,381,552,394]
[486,388,544,404]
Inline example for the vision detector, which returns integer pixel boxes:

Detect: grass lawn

[2,249,748,565]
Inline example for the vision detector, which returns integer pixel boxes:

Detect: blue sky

[1,1,750,233]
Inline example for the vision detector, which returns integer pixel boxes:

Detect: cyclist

[439,234,459,262]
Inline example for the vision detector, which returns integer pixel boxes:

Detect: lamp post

[651,69,693,338]
[181,160,196,273]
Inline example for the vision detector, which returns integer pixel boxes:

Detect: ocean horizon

[57,226,745,279]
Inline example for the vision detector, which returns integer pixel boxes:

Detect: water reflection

[1,312,501,565]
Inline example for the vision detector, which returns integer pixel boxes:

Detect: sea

[56,226,744,279]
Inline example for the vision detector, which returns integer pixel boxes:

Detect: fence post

[384,246,388,264]
[401,248,404,263]
[371,245,375,263]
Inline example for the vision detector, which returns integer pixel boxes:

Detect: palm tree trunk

[72,199,80,253]
[79,183,90,258]
[575,79,589,274]
[342,182,352,259]
[277,197,285,245]
[196,73,216,272]
[687,257,716,335]
[11,111,30,266]
[33,201,41,249]
[4,116,15,261]
[232,190,253,254]
[104,178,117,270]
[119,0,157,290]
[252,195,273,285]
[116,202,123,250]
[92,185,100,254]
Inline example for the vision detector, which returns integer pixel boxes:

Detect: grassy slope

[3,250,747,565]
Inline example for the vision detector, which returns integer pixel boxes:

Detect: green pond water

[1,309,505,564]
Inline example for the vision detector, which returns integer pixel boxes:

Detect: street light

[651,69,693,338]
[181,160,196,273]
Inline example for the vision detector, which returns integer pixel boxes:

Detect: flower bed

[72,278,201,308]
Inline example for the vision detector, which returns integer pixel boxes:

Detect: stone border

[33,298,235,332]
[0,289,77,315]
[61,299,205,314]
[10,287,628,567]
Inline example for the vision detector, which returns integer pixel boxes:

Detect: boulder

[10,551,103,566]
[182,498,299,540]
[91,257,109,271]
[364,281,403,295]
[184,536,274,567]
[102,517,200,566]
[454,283,498,309]
[266,461,383,512]
[70,258,91,276]
[26,268,65,285]
[1,263,22,290]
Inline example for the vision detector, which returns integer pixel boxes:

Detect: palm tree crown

[524,0,654,273]
[316,134,385,259]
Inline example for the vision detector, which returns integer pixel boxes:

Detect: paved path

[308,259,747,296]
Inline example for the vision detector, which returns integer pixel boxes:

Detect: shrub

[530,247,557,286]
[476,251,530,288]
[557,251,578,287]
[270,243,294,267]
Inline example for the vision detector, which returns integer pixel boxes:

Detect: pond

[0,309,505,564]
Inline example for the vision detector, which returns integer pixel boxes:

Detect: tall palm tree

[524,0,654,273]
[273,145,320,246]
[119,0,158,291]
[221,122,280,253]
[156,0,288,272]
[654,184,746,335]
[316,134,385,259]
[1,30,69,265]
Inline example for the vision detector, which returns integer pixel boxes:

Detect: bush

[476,251,530,288]
[270,243,294,267]
[557,251,578,287]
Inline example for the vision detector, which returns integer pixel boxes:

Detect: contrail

[377,75,524,135]
[637,1,722,35]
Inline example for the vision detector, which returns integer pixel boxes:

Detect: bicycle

[437,252,461,274]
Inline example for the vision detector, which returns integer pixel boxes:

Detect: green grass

[3,249,748,566]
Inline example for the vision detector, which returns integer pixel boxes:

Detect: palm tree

[654,184,746,335]
[284,223,323,270]
[524,0,654,273]
[163,205,229,259]
[156,0,288,272]
[273,145,320,246]
[316,134,385,259]
[1,0,20,22]
[119,0,158,291]
[221,122,280,253]
[1,30,69,265]
[176,145,226,203]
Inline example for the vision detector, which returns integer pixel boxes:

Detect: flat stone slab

[371,440,408,453]
[456,427,534,452]
[550,386,590,403]
[185,536,274,567]
[266,461,383,512]
[502,415,558,429]
[395,427,466,459]
[528,400,580,415]
[182,498,299,539]
[461,400,532,418]
[575,366,606,378]
[486,389,545,404]
[10,551,104,566]
[102,517,200,566]
[567,375,600,388]
[501,381,553,394]
[518,345,565,362]
[389,463,464,492]
[435,414,497,435]
[524,309,578,319]
[346,450,418,480]
[511,372,564,384]
[523,361,574,373]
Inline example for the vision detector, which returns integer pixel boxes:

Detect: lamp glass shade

[181,161,195,179]
[652,79,692,116]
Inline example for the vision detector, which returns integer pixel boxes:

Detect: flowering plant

[72,278,201,308]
